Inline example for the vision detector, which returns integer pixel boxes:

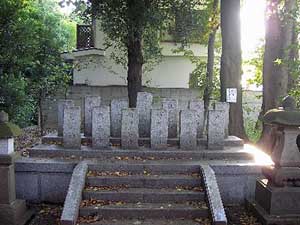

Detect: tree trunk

[288,16,299,90]
[280,0,296,90]
[220,0,246,139]
[127,36,143,108]
[259,0,295,152]
[203,0,219,126]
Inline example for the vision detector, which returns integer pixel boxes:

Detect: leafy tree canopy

[0,0,76,127]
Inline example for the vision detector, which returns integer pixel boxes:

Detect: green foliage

[0,122,22,138]
[165,0,214,45]
[72,0,214,70]
[244,43,264,87]
[171,0,220,101]
[289,86,300,107]
[175,45,220,100]
[244,118,262,143]
[0,0,75,127]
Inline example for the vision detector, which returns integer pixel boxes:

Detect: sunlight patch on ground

[244,144,274,166]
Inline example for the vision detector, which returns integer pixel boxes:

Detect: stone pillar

[180,110,197,150]
[151,109,168,149]
[84,96,101,137]
[207,110,225,150]
[215,102,230,138]
[189,99,204,138]
[137,92,153,137]
[121,108,139,149]
[162,98,178,138]
[92,106,110,149]
[57,100,74,136]
[0,111,33,225]
[63,106,81,149]
[111,99,128,137]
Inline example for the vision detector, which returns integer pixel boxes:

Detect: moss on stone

[263,109,300,126]
[0,122,22,138]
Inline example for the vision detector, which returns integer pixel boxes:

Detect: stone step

[79,202,209,219]
[82,188,205,203]
[78,218,211,225]
[88,163,201,175]
[86,174,202,188]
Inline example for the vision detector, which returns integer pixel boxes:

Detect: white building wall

[71,19,207,88]
[73,54,203,88]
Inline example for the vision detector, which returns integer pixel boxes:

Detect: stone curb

[201,165,227,225]
[61,161,88,225]
[29,145,253,161]
[42,134,244,147]
[211,164,262,175]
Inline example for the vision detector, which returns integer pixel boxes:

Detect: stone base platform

[41,133,244,148]
[247,200,300,225]
[28,144,253,161]
[247,178,300,225]
[255,179,300,215]
[15,156,262,205]
[262,166,300,186]
[0,200,34,225]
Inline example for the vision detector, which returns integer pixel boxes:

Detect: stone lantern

[0,111,33,225]
[252,96,300,224]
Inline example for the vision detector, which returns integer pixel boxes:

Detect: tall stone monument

[57,99,74,136]
[207,109,225,150]
[162,98,178,138]
[111,99,128,138]
[92,106,110,149]
[151,109,168,149]
[180,110,197,150]
[137,92,153,137]
[189,100,204,138]
[251,96,300,224]
[0,111,33,225]
[214,102,230,138]
[121,108,139,149]
[84,96,101,137]
[63,106,81,149]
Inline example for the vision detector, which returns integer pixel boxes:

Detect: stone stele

[162,98,179,138]
[92,106,111,149]
[121,108,139,149]
[214,102,230,138]
[151,109,168,149]
[84,96,101,137]
[57,99,74,136]
[111,99,128,138]
[189,99,204,138]
[207,109,225,150]
[137,92,153,138]
[180,109,197,150]
[63,106,81,149]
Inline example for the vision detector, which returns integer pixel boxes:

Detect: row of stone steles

[57,92,229,150]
